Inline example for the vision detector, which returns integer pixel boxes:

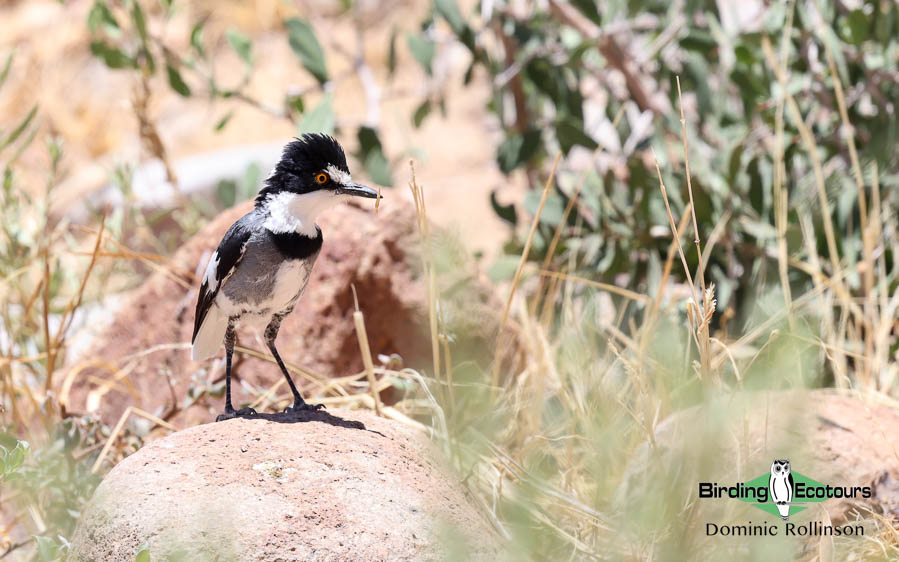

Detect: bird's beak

[337,182,380,199]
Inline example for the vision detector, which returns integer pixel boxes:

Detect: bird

[190,133,379,420]
[768,459,794,520]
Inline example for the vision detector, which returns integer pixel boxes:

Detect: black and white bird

[191,133,379,419]
[769,459,794,520]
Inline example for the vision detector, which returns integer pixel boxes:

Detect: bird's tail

[191,305,227,361]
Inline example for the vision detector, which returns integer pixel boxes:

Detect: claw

[283,401,325,413]
[216,406,258,422]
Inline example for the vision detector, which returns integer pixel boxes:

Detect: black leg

[217,321,257,421]
[265,315,324,413]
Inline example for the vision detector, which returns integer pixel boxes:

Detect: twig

[676,76,710,379]
[492,153,562,389]
[547,0,670,115]
[407,161,441,390]
[539,271,652,304]
[91,406,176,474]
[530,181,583,317]
[351,284,381,416]
[650,149,696,299]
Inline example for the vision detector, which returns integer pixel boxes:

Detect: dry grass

[380,77,897,559]
[0,18,897,561]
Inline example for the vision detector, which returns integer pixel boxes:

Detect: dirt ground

[0,0,518,257]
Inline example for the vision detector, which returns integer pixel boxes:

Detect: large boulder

[68,409,503,561]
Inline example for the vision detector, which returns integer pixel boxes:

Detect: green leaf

[524,190,565,226]
[159,0,172,12]
[496,129,541,174]
[285,18,328,84]
[240,162,262,201]
[434,0,466,34]
[216,179,237,208]
[412,100,431,128]
[34,536,59,562]
[842,9,869,45]
[6,441,25,471]
[87,1,120,37]
[490,190,517,225]
[226,28,252,66]
[570,0,601,24]
[680,30,716,52]
[818,26,849,83]
[356,126,392,186]
[1,105,37,150]
[407,33,435,75]
[433,0,475,51]
[364,150,393,187]
[0,52,12,92]
[190,20,206,57]
[356,126,382,159]
[135,543,151,562]
[131,1,154,72]
[387,26,398,76]
[555,117,597,153]
[214,112,233,132]
[132,2,149,45]
[298,95,335,134]
[166,63,191,96]
[487,255,521,283]
[286,94,304,114]
[90,40,136,69]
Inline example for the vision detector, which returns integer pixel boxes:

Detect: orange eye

[315,173,329,185]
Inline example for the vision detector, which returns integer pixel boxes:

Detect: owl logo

[769,459,794,520]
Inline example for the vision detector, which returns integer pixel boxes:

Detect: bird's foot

[216,406,258,422]
[781,516,789,521]
[283,400,325,414]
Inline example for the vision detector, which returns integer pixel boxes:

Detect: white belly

[216,260,311,328]
[268,260,311,312]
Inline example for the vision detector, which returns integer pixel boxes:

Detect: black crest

[255,134,350,206]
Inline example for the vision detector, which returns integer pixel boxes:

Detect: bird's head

[771,459,791,474]
[256,134,379,235]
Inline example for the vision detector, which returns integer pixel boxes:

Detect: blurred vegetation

[0,0,897,560]
[411,0,899,559]
[86,0,396,187]
[419,0,897,348]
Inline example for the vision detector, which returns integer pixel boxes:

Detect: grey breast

[220,232,304,307]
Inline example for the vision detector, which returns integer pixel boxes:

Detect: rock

[68,409,503,561]
[62,200,429,427]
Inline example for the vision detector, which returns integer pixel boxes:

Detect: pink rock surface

[69,409,503,561]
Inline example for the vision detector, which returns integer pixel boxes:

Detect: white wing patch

[203,251,220,286]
